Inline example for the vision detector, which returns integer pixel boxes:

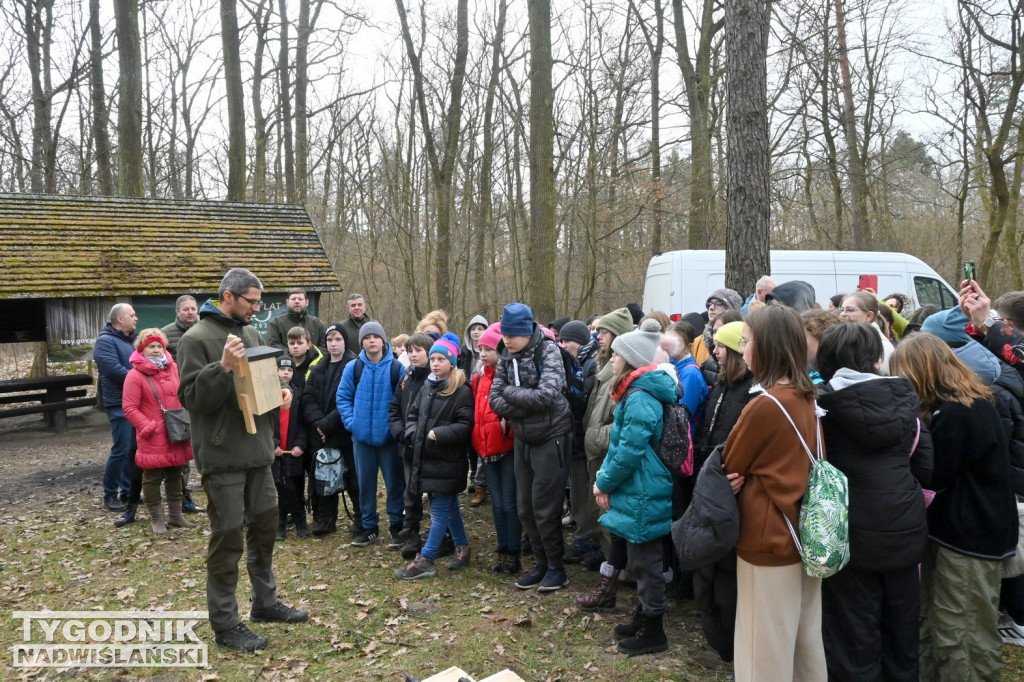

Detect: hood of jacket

[463,314,489,352]
[955,340,1001,387]
[358,341,394,366]
[197,298,252,326]
[765,280,816,312]
[99,322,135,344]
[129,349,174,375]
[819,369,920,450]
[626,365,680,404]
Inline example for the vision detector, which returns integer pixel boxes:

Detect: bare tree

[88,0,113,195]
[221,0,246,201]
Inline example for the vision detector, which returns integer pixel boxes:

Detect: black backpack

[352,357,403,393]
[533,338,588,420]
[624,385,694,477]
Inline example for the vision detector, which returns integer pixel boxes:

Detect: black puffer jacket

[302,352,357,451]
[406,378,474,495]
[694,370,755,468]
[994,360,1024,497]
[818,370,933,572]
[489,325,573,445]
[388,364,431,457]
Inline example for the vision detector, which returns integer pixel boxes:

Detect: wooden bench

[0,374,96,434]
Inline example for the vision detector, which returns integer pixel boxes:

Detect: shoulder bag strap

[144,376,167,413]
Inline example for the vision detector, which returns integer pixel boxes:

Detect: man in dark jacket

[339,293,369,349]
[177,268,307,653]
[490,303,574,592]
[95,303,137,511]
[161,295,198,360]
[266,289,327,352]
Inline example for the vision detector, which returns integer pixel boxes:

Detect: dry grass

[0,414,1022,680]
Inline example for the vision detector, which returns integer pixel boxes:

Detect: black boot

[113,503,137,528]
[276,509,287,541]
[491,549,507,573]
[295,512,309,538]
[617,612,668,656]
[401,531,423,561]
[613,605,644,641]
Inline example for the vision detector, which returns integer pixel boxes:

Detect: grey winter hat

[358,320,386,345]
[559,320,591,346]
[612,319,663,368]
[706,288,744,312]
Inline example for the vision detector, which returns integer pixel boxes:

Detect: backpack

[624,385,694,477]
[352,357,402,393]
[314,447,346,497]
[755,386,850,579]
[533,338,588,419]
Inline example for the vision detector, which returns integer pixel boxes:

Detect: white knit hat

[611,319,663,368]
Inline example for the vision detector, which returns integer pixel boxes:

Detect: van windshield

[914,276,958,309]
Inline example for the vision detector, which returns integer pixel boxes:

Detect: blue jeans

[103,406,133,499]
[483,454,521,551]
[421,493,468,560]
[353,439,405,532]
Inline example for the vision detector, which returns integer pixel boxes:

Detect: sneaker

[351,527,379,547]
[182,490,204,513]
[394,554,436,580]
[250,601,309,623]
[999,613,1024,647]
[103,497,126,512]
[537,566,569,593]
[447,545,471,570]
[564,540,598,564]
[401,533,423,561]
[562,514,574,528]
[215,623,268,652]
[515,564,547,590]
[348,523,364,538]
[388,530,403,549]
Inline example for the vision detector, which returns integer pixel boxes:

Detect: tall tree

[114,0,143,196]
[88,0,113,195]
[724,0,770,295]
[221,0,246,201]
[394,0,469,312]
[631,0,666,254]
[833,0,869,248]
[527,0,557,321]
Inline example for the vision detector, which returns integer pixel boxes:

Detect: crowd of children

[119,280,1024,673]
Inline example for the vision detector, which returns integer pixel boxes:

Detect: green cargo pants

[202,466,279,632]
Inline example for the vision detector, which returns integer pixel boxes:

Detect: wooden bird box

[231,342,284,434]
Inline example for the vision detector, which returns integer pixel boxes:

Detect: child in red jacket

[121,329,195,535]
[472,323,521,573]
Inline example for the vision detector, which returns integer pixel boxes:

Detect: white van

[642,250,959,318]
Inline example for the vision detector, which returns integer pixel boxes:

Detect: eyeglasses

[839,306,862,315]
[706,300,726,310]
[232,292,263,309]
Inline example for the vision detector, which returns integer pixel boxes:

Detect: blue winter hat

[920,306,972,345]
[500,303,535,336]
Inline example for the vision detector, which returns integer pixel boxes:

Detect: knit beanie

[477,323,503,351]
[277,356,295,369]
[325,322,352,350]
[550,316,571,331]
[920,306,972,345]
[429,333,461,366]
[612,319,663,368]
[500,303,534,336]
[358,320,386,345]
[706,288,744,312]
[714,321,745,354]
[626,303,645,325]
[597,307,634,339]
[559,320,591,346]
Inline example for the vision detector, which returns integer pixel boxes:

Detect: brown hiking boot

[576,564,619,612]
[470,485,487,507]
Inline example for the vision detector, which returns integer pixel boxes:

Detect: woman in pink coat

[122,328,194,535]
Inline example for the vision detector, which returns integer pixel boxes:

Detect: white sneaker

[998,612,1024,647]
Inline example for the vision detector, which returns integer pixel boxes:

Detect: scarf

[145,355,169,370]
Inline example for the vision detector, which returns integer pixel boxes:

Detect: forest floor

[0,411,1022,681]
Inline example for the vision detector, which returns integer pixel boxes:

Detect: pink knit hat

[477,323,503,351]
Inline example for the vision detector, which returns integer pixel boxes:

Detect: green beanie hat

[596,307,634,339]
[714,321,745,354]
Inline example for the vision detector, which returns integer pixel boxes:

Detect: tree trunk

[221,0,246,201]
[278,0,295,203]
[527,0,557,321]
[724,0,770,296]
[114,0,143,197]
[833,0,869,248]
[250,0,270,202]
[88,0,113,195]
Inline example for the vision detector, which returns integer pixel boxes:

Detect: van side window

[914,276,958,309]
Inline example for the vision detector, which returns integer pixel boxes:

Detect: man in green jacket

[266,289,327,352]
[177,268,308,653]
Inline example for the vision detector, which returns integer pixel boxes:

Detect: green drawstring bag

[754,387,850,579]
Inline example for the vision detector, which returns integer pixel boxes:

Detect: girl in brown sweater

[723,305,827,681]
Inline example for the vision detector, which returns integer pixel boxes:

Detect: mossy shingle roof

[0,194,340,298]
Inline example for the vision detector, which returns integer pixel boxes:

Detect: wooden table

[0,374,96,433]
